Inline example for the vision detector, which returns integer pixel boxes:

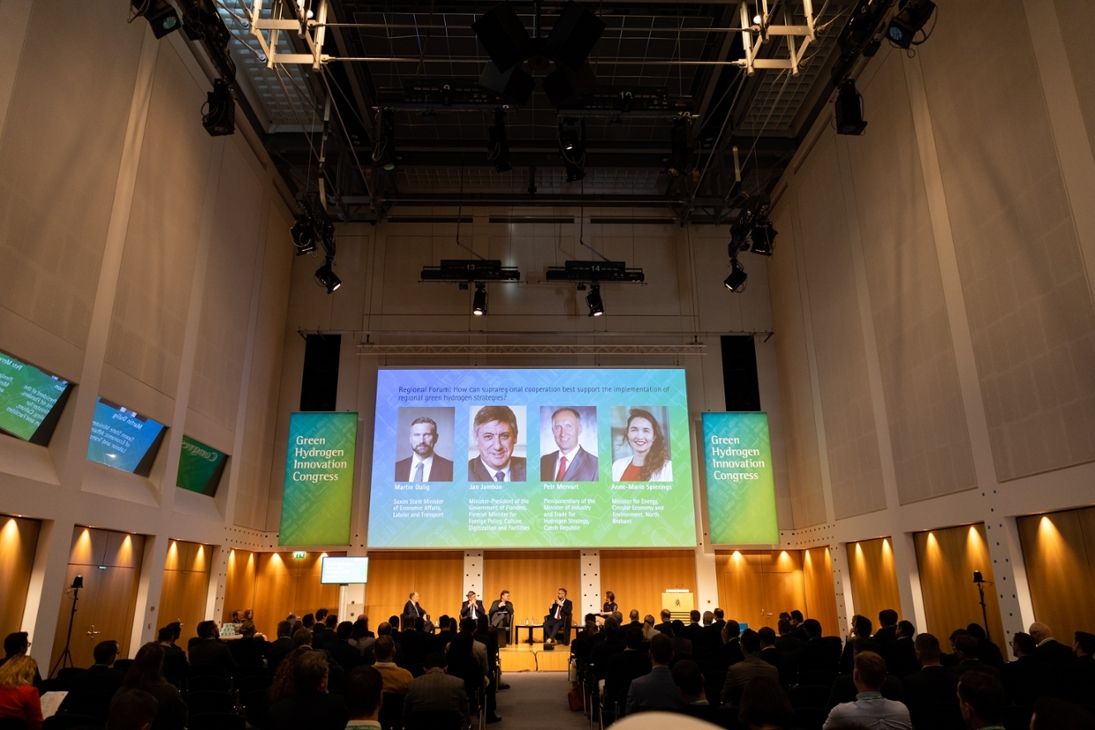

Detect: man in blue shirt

[824,651,912,729]
[625,634,686,715]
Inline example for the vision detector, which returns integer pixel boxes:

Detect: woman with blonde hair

[0,654,43,730]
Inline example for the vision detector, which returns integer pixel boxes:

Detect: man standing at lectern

[540,407,598,481]
[543,588,573,645]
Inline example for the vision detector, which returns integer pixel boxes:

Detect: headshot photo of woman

[611,407,672,482]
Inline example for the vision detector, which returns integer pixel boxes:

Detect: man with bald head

[1029,622,1074,666]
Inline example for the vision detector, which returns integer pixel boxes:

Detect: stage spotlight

[666,118,695,177]
[202,78,235,137]
[132,0,180,38]
[315,257,341,294]
[586,284,604,317]
[750,221,776,256]
[835,80,867,136]
[724,259,748,292]
[487,109,512,172]
[559,119,586,182]
[472,283,488,315]
[372,110,397,171]
[887,0,936,49]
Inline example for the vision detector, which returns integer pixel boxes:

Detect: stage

[499,643,571,672]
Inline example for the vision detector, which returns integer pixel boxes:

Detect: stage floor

[500,642,570,672]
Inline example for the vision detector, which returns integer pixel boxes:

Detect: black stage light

[372,110,397,171]
[750,221,776,256]
[315,257,341,294]
[666,118,695,177]
[559,119,586,182]
[586,284,604,317]
[472,1,533,72]
[835,80,867,136]
[132,0,180,38]
[473,283,488,315]
[724,259,748,292]
[887,0,936,49]
[202,78,234,136]
[543,1,606,71]
[488,109,512,172]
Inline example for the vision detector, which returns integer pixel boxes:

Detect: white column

[580,549,600,620]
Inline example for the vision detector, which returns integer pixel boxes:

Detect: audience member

[670,620,693,656]
[268,620,296,671]
[120,642,187,730]
[956,670,1006,730]
[721,629,779,706]
[1031,697,1095,730]
[292,628,314,648]
[349,618,375,655]
[758,626,791,687]
[626,609,643,633]
[775,619,802,655]
[445,631,486,716]
[64,639,126,718]
[267,648,348,730]
[403,652,470,729]
[884,620,920,677]
[189,621,236,670]
[716,620,744,671]
[372,637,412,694]
[605,626,652,714]
[0,654,43,730]
[327,621,363,672]
[797,619,840,675]
[840,615,873,674]
[625,634,686,715]
[823,651,911,730]
[344,665,384,729]
[901,633,963,730]
[825,638,903,712]
[655,609,673,636]
[106,688,159,730]
[738,676,795,730]
[571,616,602,663]
[642,615,659,642]
[590,617,626,680]
[0,632,31,668]
[1002,632,1044,706]
[874,609,899,646]
[965,623,1005,670]
[1030,621,1075,666]
[951,635,1001,680]
[155,623,187,686]
[684,610,703,641]
[673,659,735,729]
[230,620,269,667]
[1069,631,1095,703]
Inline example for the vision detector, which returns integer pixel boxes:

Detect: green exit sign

[292,551,306,559]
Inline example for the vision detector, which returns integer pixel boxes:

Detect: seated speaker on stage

[403,591,427,629]
[460,591,486,622]
[489,590,514,630]
[543,588,573,645]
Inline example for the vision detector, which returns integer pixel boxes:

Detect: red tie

[556,456,568,481]
[555,604,561,619]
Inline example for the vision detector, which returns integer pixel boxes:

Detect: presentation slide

[177,436,229,497]
[367,369,696,548]
[702,412,779,545]
[86,398,166,476]
[321,556,369,584]
[0,351,72,444]
[280,412,358,546]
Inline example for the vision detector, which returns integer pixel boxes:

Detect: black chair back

[796,670,836,688]
[43,715,103,730]
[186,690,235,715]
[112,660,134,674]
[187,713,247,730]
[379,692,405,730]
[791,706,828,730]
[242,689,269,727]
[405,710,463,730]
[188,675,232,694]
[788,684,831,709]
[59,693,111,720]
[0,718,29,730]
[236,674,271,697]
[1002,705,1034,730]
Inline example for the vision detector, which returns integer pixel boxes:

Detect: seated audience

[0,654,43,730]
[1,633,41,688]
[267,647,348,730]
[155,623,187,686]
[956,670,1006,730]
[107,688,159,730]
[823,651,911,730]
[590,618,626,680]
[641,615,659,642]
[373,637,412,694]
[343,665,384,729]
[825,638,903,712]
[605,626,653,714]
[571,616,602,663]
[64,639,127,718]
[625,634,685,715]
[403,652,470,730]
[626,610,643,633]
[1030,621,1075,666]
[445,632,485,715]
[1031,696,1095,730]
[737,676,795,730]
[189,621,236,670]
[951,635,1001,680]
[902,633,963,730]
[120,642,187,730]
[673,659,735,729]
[722,629,779,706]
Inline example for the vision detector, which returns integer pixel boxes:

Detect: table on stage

[515,623,582,644]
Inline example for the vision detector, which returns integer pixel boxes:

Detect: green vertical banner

[177,436,228,496]
[280,412,358,546]
[702,412,778,545]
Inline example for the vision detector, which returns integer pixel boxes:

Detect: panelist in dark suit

[543,588,573,644]
[539,407,599,481]
[403,591,427,627]
[460,591,486,622]
[489,591,514,630]
[394,416,454,482]
[468,405,526,482]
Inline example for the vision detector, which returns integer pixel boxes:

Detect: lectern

[661,591,694,622]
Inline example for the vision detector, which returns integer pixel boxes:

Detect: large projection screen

[367,369,696,548]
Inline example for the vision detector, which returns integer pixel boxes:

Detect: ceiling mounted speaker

[472,2,533,73]
[478,63,535,106]
[543,62,597,107]
[544,1,606,71]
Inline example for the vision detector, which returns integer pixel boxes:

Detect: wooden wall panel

[714,550,807,631]
[223,549,257,625]
[0,516,40,638]
[599,550,696,621]
[158,540,212,637]
[484,551,581,628]
[51,527,145,668]
[913,523,1004,642]
[250,552,344,637]
[365,551,464,629]
[803,547,840,635]
[847,537,902,626]
[1017,508,1095,642]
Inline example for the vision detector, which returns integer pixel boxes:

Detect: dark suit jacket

[760,647,794,687]
[626,665,686,715]
[460,600,486,621]
[403,668,471,727]
[189,637,237,669]
[468,457,526,482]
[903,665,964,730]
[605,648,653,704]
[874,625,897,646]
[403,600,426,627]
[395,454,454,482]
[540,446,598,481]
[775,634,803,655]
[488,600,514,628]
[268,691,348,730]
[267,636,295,671]
[795,636,840,675]
[1067,654,1095,703]
[953,658,1001,680]
[229,636,269,667]
[590,638,627,679]
[1003,655,1047,706]
[545,598,573,623]
[1036,638,1074,666]
[883,636,921,676]
[160,643,188,684]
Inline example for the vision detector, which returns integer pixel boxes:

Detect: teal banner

[177,436,228,496]
[280,412,358,546]
[702,412,778,545]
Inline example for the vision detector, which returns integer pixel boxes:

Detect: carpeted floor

[494,672,592,730]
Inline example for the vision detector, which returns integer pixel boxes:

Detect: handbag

[567,682,584,712]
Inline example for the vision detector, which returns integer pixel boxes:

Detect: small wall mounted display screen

[87,397,167,476]
[177,436,229,497]
[0,351,73,445]
[366,369,697,548]
[320,556,369,584]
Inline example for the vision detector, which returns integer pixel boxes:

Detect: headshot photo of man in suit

[539,406,599,482]
[394,409,455,482]
[468,405,526,482]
